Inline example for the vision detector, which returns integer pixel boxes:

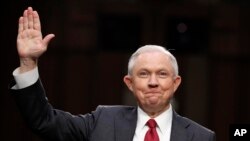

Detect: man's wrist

[19,58,37,73]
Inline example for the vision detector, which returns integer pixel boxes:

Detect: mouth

[145,90,161,93]
[145,91,161,95]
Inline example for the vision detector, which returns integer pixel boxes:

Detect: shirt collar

[137,104,173,134]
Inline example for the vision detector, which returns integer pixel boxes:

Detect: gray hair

[127,45,179,76]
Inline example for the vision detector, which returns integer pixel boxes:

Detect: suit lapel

[114,107,137,141]
[170,111,194,141]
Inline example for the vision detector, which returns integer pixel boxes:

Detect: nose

[148,74,159,88]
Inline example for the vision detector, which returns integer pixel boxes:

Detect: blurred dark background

[1,0,250,141]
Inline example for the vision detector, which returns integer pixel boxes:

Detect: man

[10,7,216,141]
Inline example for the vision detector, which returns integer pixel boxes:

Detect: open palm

[17,7,54,59]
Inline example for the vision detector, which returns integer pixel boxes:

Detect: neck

[143,104,171,118]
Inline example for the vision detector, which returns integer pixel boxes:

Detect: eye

[138,71,149,78]
[158,71,168,78]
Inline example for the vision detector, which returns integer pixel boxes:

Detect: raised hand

[17,7,55,73]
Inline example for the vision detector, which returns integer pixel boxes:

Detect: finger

[43,34,55,46]
[23,9,28,30]
[33,11,41,31]
[18,17,24,34]
[27,7,34,29]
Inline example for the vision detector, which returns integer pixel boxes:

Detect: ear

[173,76,181,92]
[123,75,133,92]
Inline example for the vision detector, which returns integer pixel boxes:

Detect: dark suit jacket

[10,79,216,141]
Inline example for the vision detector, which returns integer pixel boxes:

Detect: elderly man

[10,7,216,141]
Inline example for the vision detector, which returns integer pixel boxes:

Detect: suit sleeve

[10,79,97,141]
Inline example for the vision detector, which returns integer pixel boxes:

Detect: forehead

[133,51,172,70]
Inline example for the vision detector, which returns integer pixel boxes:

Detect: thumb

[43,34,55,46]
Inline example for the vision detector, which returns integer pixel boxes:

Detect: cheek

[132,80,147,98]
[160,80,176,90]
[133,79,147,89]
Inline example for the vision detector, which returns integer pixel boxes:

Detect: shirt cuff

[12,67,39,89]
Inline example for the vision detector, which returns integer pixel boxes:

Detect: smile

[145,92,161,95]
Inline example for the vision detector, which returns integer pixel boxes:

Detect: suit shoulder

[185,117,214,134]
[174,112,215,135]
[173,113,216,141]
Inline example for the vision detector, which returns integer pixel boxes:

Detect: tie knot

[147,119,157,128]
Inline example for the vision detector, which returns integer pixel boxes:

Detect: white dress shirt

[133,105,173,141]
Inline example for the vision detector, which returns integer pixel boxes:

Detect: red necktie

[144,119,159,141]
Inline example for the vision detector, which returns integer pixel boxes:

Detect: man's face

[124,51,181,116]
